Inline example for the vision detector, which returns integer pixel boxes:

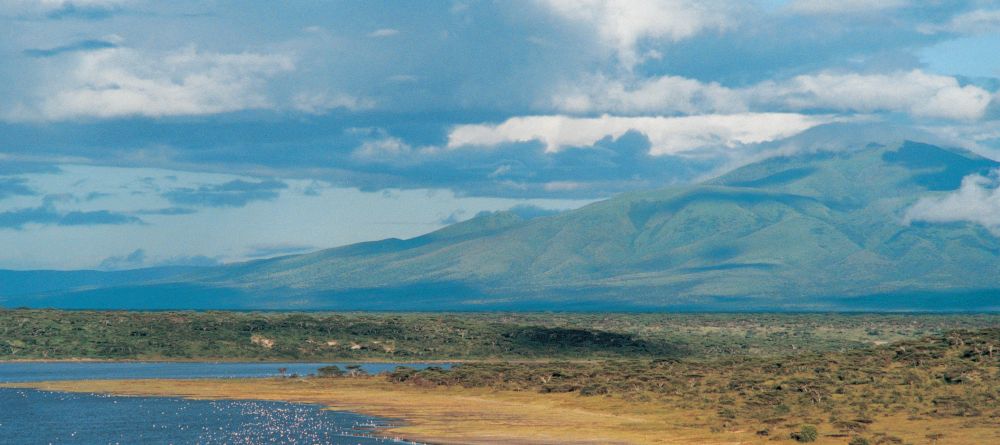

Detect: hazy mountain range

[3,139,999,311]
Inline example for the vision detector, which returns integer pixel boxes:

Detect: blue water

[0,362,447,444]
[0,388,419,444]
[0,361,448,382]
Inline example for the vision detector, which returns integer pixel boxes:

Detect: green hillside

[175,140,999,310]
[4,140,999,311]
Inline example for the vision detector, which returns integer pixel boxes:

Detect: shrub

[849,437,870,445]
[791,425,818,443]
[317,365,344,377]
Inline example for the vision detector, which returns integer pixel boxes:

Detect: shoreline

[0,357,617,365]
[0,358,461,364]
[4,376,997,444]
[1,377,753,445]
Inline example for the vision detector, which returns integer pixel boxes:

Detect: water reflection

[0,388,421,444]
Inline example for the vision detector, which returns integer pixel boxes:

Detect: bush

[317,365,344,377]
[849,437,870,445]
[791,425,818,443]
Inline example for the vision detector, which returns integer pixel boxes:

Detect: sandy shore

[4,378,997,444]
[2,377,754,445]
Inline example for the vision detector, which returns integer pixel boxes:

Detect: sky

[2,0,1000,270]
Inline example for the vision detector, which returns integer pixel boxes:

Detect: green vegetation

[793,425,818,442]
[316,365,344,377]
[385,328,1000,442]
[3,309,997,442]
[2,309,998,361]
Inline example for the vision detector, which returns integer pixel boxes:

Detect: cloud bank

[552,70,993,120]
[905,170,1000,232]
[447,113,832,155]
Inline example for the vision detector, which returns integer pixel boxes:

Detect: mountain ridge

[3,140,999,311]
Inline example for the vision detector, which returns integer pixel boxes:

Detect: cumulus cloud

[447,113,831,155]
[163,179,288,208]
[905,170,1000,232]
[550,74,744,115]
[552,70,994,121]
[27,46,294,120]
[536,0,735,68]
[786,0,908,15]
[748,70,993,120]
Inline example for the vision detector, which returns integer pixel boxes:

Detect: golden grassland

[4,377,997,445]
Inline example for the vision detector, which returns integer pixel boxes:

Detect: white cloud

[447,113,831,155]
[919,9,1000,35]
[921,120,1000,157]
[552,70,994,121]
[292,91,374,114]
[543,181,586,192]
[786,0,908,15]
[352,136,413,160]
[369,28,400,38]
[536,0,734,68]
[550,74,745,115]
[748,70,993,120]
[28,46,294,120]
[905,170,1000,232]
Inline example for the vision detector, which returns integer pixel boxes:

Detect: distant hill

[4,140,999,311]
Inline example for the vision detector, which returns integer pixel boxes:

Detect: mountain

[0,267,206,306]
[4,140,1000,311]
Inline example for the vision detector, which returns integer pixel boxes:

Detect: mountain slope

[181,140,1000,310]
[0,267,203,300]
[5,140,1000,311]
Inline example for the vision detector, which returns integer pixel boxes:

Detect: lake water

[0,362,445,444]
[0,361,447,382]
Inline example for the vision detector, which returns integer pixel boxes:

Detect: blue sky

[1,0,1000,269]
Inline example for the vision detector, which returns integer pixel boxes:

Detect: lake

[0,362,445,444]
[0,361,447,382]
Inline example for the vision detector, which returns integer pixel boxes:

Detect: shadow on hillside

[501,326,686,357]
